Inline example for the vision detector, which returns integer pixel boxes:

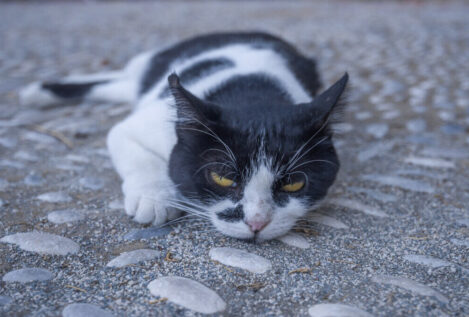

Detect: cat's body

[21,32,348,241]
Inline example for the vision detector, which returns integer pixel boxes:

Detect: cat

[20,32,348,241]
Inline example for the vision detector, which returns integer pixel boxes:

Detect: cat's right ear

[168,73,221,126]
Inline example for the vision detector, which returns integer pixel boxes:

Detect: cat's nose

[245,219,270,233]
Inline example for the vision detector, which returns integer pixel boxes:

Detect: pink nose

[245,220,269,233]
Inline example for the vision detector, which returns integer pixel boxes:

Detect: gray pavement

[0,1,468,316]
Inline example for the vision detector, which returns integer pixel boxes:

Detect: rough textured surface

[0,1,468,316]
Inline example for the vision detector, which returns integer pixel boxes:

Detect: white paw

[122,181,180,225]
[19,82,57,107]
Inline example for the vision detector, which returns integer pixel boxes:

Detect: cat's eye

[281,181,305,192]
[210,171,236,188]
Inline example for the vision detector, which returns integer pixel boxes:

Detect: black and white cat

[20,32,348,241]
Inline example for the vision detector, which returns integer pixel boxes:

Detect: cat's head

[168,73,348,241]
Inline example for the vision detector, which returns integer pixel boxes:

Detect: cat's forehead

[218,104,313,135]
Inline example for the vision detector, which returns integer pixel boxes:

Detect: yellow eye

[282,181,305,192]
[210,171,235,187]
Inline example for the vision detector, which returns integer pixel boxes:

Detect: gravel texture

[1,1,468,316]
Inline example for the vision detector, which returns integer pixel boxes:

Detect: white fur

[20,82,57,106]
[241,165,275,224]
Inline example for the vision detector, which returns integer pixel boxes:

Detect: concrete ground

[0,1,468,316]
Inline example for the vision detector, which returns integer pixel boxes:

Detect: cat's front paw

[122,181,180,225]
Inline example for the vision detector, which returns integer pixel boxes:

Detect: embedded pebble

[404,156,455,169]
[106,249,160,267]
[382,110,400,120]
[55,162,84,172]
[348,187,397,203]
[421,147,469,159]
[411,105,427,113]
[372,275,449,303]
[47,210,85,224]
[441,123,464,135]
[148,276,226,314]
[209,247,271,273]
[357,140,395,162]
[65,154,90,163]
[0,137,17,148]
[79,177,104,190]
[450,238,469,247]
[14,150,39,162]
[0,295,12,306]
[22,131,57,144]
[395,169,445,180]
[278,233,310,249]
[355,111,372,120]
[438,111,455,121]
[381,79,406,95]
[1,231,79,255]
[37,191,72,203]
[308,213,349,229]
[24,173,45,186]
[9,110,49,127]
[333,123,353,134]
[123,226,173,240]
[406,134,435,145]
[456,218,469,227]
[0,160,25,169]
[308,303,373,317]
[365,123,389,138]
[2,268,53,283]
[108,199,123,210]
[403,254,451,268]
[90,148,110,158]
[362,175,435,193]
[329,198,388,218]
[62,303,115,317]
[0,178,8,191]
[406,119,426,133]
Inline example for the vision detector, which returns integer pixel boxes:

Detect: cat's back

[140,32,321,105]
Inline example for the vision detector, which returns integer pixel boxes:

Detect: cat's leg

[20,50,155,107]
[107,104,181,225]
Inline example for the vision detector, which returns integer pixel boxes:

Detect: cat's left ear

[168,73,221,125]
[309,72,348,125]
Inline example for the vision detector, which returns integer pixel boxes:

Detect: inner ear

[168,73,221,125]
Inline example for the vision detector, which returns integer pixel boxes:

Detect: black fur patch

[42,80,108,99]
[206,73,293,108]
[217,205,244,222]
